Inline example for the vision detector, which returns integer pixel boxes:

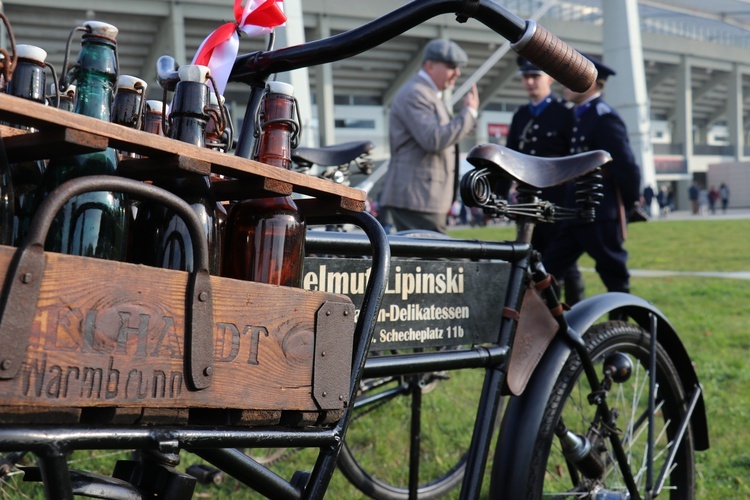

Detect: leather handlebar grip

[511,20,597,93]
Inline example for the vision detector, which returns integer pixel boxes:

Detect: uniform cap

[516,56,543,75]
[423,39,468,68]
[584,54,616,82]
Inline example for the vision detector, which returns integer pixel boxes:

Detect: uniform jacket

[506,94,574,205]
[506,94,573,158]
[565,95,641,222]
[380,73,477,215]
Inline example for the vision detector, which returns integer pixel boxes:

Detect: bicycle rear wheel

[493,320,696,498]
[338,361,486,499]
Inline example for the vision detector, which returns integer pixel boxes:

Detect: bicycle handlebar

[229,0,596,92]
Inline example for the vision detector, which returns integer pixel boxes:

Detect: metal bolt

[0,360,10,370]
[322,391,327,397]
[343,310,349,316]
[21,273,32,284]
[339,395,344,401]
[204,366,213,376]
[198,291,209,302]
[326,310,331,316]
[321,351,326,357]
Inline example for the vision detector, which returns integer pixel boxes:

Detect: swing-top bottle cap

[83,21,119,41]
[52,82,76,95]
[267,81,294,96]
[209,90,225,106]
[15,44,47,64]
[178,65,210,84]
[146,100,166,114]
[146,99,163,110]
[117,74,147,91]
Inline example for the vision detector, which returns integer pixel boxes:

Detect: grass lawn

[5,219,748,498]
[450,218,750,497]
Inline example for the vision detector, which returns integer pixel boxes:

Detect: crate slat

[0,93,366,211]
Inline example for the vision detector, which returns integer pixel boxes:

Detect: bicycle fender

[491,293,708,497]
[565,292,708,451]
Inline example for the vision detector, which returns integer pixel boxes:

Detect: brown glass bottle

[222,81,305,287]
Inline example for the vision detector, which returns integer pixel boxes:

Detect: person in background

[689,181,700,215]
[719,182,730,213]
[643,184,655,217]
[505,56,584,304]
[542,55,641,298]
[379,39,479,234]
[708,185,719,215]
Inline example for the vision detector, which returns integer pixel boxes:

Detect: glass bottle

[142,99,166,136]
[39,21,129,260]
[48,83,76,111]
[133,65,224,274]
[221,81,305,287]
[0,52,11,246]
[111,74,147,158]
[4,45,48,246]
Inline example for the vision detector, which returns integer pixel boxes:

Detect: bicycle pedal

[290,470,311,490]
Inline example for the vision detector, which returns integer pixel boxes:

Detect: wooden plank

[0,246,355,415]
[0,93,367,210]
[0,405,81,424]
[0,123,28,138]
[296,197,366,219]
[118,155,212,179]
[3,127,108,162]
[211,178,293,201]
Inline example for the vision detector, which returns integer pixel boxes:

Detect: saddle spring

[574,167,604,222]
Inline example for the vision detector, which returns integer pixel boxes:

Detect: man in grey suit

[379,39,479,234]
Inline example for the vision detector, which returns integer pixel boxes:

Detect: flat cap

[423,39,468,67]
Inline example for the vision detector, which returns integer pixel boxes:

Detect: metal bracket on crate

[313,301,356,410]
[0,244,45,380]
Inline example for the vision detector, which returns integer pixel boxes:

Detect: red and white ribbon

[192,0,286,94]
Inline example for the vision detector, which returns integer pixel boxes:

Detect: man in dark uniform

[505,57,584,303]
[542,56,641,297]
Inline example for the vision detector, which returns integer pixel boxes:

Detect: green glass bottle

[133,65,224,273]
[40,21,129,260]
[6,45,47,246]
[221,81,305,287]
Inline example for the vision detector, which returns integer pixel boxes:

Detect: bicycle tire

[493,320,696,498]
[338,363,485,499]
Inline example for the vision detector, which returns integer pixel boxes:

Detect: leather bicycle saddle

[466,144,611,189]
[292,140,374,167]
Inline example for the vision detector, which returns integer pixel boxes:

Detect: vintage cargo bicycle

[0,0,707,498]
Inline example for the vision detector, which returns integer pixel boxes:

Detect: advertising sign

[303,257,510,351]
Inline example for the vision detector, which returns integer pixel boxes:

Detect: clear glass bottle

[221,81,305,287]
[39,21,129,260]
[133,65,224,274]
[48,83,76,111]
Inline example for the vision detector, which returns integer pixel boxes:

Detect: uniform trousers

[543,221,629,294]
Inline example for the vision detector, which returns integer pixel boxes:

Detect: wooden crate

[0,92,364,426]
